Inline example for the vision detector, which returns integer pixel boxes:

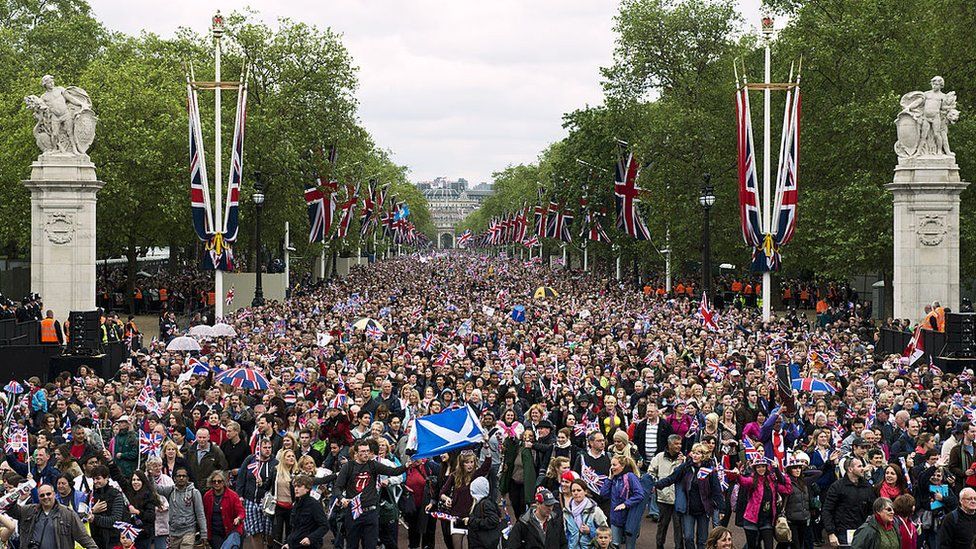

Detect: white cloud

[87,0,764,184]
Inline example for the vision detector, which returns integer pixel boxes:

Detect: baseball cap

[537,419,554,430]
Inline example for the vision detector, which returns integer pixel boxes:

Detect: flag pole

[761,16,773,322]
[213,12,225,321]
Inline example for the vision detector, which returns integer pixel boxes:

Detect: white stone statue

[24,74,97,156]
[895,76,960,159]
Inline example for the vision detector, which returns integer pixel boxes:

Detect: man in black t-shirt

[334,438,410,549]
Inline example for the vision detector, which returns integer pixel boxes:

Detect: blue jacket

[561,497,607,549]
[599,471,644,535]
[655,461,723,516]
[759,408,800,461]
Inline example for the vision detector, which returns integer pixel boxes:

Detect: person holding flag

[735,457,794,549]
[333,438,410,549]
[655,443,723,549]
[4,483,99,549]
[599,455,645,549]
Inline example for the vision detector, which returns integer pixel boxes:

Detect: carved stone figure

[895,76,960,159]
[24,75,97,156]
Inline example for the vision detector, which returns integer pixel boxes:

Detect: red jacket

[203,488,245,539]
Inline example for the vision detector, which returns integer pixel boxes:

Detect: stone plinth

[22,154,104,320]
[886,155,969,320]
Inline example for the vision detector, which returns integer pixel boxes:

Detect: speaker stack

[945,312,976,359]
[67,310,101,355]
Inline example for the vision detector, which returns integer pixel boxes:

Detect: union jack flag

[435,348,454,367]
[705,358,726,380]
[225,287,235,307]
[305,184,327,243]
[366,326,383,340]
[221,75,247,245]
[139,430,163,457]
[546,203,574,243]
[736,69,763,252]
[350,493,364,519]
[699,292,717,331]
[335,184,358,240]
[247,459,263,480]
[458,230,472,247]
[359,179,378,238]
[522,235,539,248]
[614,142,652,240]
[533,193,551,237]
[580,463,607,493]
[697,466,713,480]
[137,380,160,416]
[5,426,28,453]
[772,70,800,250]
[742,438,759,461]
[420,333,435,352]
[114,522,141,542]
[187,75,212,241]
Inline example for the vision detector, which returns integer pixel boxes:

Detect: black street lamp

[251,171,266,307]
[699,175,716,299]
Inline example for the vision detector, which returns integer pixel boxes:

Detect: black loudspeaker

[946,312,976,359]
[67,310,101,355]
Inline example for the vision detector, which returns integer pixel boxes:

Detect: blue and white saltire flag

[412,406,485,459]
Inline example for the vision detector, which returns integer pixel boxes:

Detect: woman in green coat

[501,429,538,516]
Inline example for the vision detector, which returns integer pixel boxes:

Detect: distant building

[418,177,493,249]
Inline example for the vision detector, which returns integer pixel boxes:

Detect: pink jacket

[738,472,793,524]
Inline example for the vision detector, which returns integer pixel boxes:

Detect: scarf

[568,497,588,527]
[771,429,785,466]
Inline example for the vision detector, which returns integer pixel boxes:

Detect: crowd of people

[0,252,972,549]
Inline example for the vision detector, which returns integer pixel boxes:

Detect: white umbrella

[212,323,237,338]
[187,324,215,339]
[166,336,201,352]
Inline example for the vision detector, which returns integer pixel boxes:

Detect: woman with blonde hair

[539,456,570,493]
[269,448,298,548]
[611,431,641,471]
[160,439,189,480]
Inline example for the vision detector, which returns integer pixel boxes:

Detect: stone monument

[887,76,969,320]
[22,74,104,320]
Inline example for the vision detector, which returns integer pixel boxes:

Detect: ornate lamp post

[251,171,266,307]
[699,175,716,298]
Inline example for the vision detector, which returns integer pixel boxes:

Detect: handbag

[262,473,278,516]
[774,516,792,543]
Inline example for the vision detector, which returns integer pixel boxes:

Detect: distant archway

[439,232,455,249]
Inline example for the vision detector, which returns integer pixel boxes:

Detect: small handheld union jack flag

[114,522,141,542]
[742,438,760,461]
[366,325,383,340]
[139,430,163,457]
[247,459,263,481]
[349,493,363,520]
[697,467,714,480]
[420,333,435,353]
[434,348,453,367]
[5,426,28,453]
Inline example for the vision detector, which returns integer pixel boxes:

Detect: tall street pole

[213,13,224,321]
[283,221,290,297]
[252,172,265,307]
[762,18,773,322]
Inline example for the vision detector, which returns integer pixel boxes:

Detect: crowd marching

[0,253,970,549]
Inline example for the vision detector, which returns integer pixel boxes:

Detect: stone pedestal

[22,154,104,320]
[886,155,969,320]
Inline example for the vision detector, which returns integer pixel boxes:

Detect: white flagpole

[213,13,224,321]
[761,18,773,322]
[284,222,290,293]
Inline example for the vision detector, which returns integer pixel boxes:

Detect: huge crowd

[0,253,972,549]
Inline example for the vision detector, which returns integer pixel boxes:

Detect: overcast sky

[90,0,763,185]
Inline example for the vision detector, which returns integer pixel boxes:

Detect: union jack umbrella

[214,367,269,390]
[2,381,24,394]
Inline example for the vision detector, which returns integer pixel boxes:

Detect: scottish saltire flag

[510,305,526,323]
[772,71,800,251]
[412,406,486,459]
[736,71,766,271]
[305,184,327,243]
[187,77,213,242]
[614,142,652,240]
[394,202,410,221]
